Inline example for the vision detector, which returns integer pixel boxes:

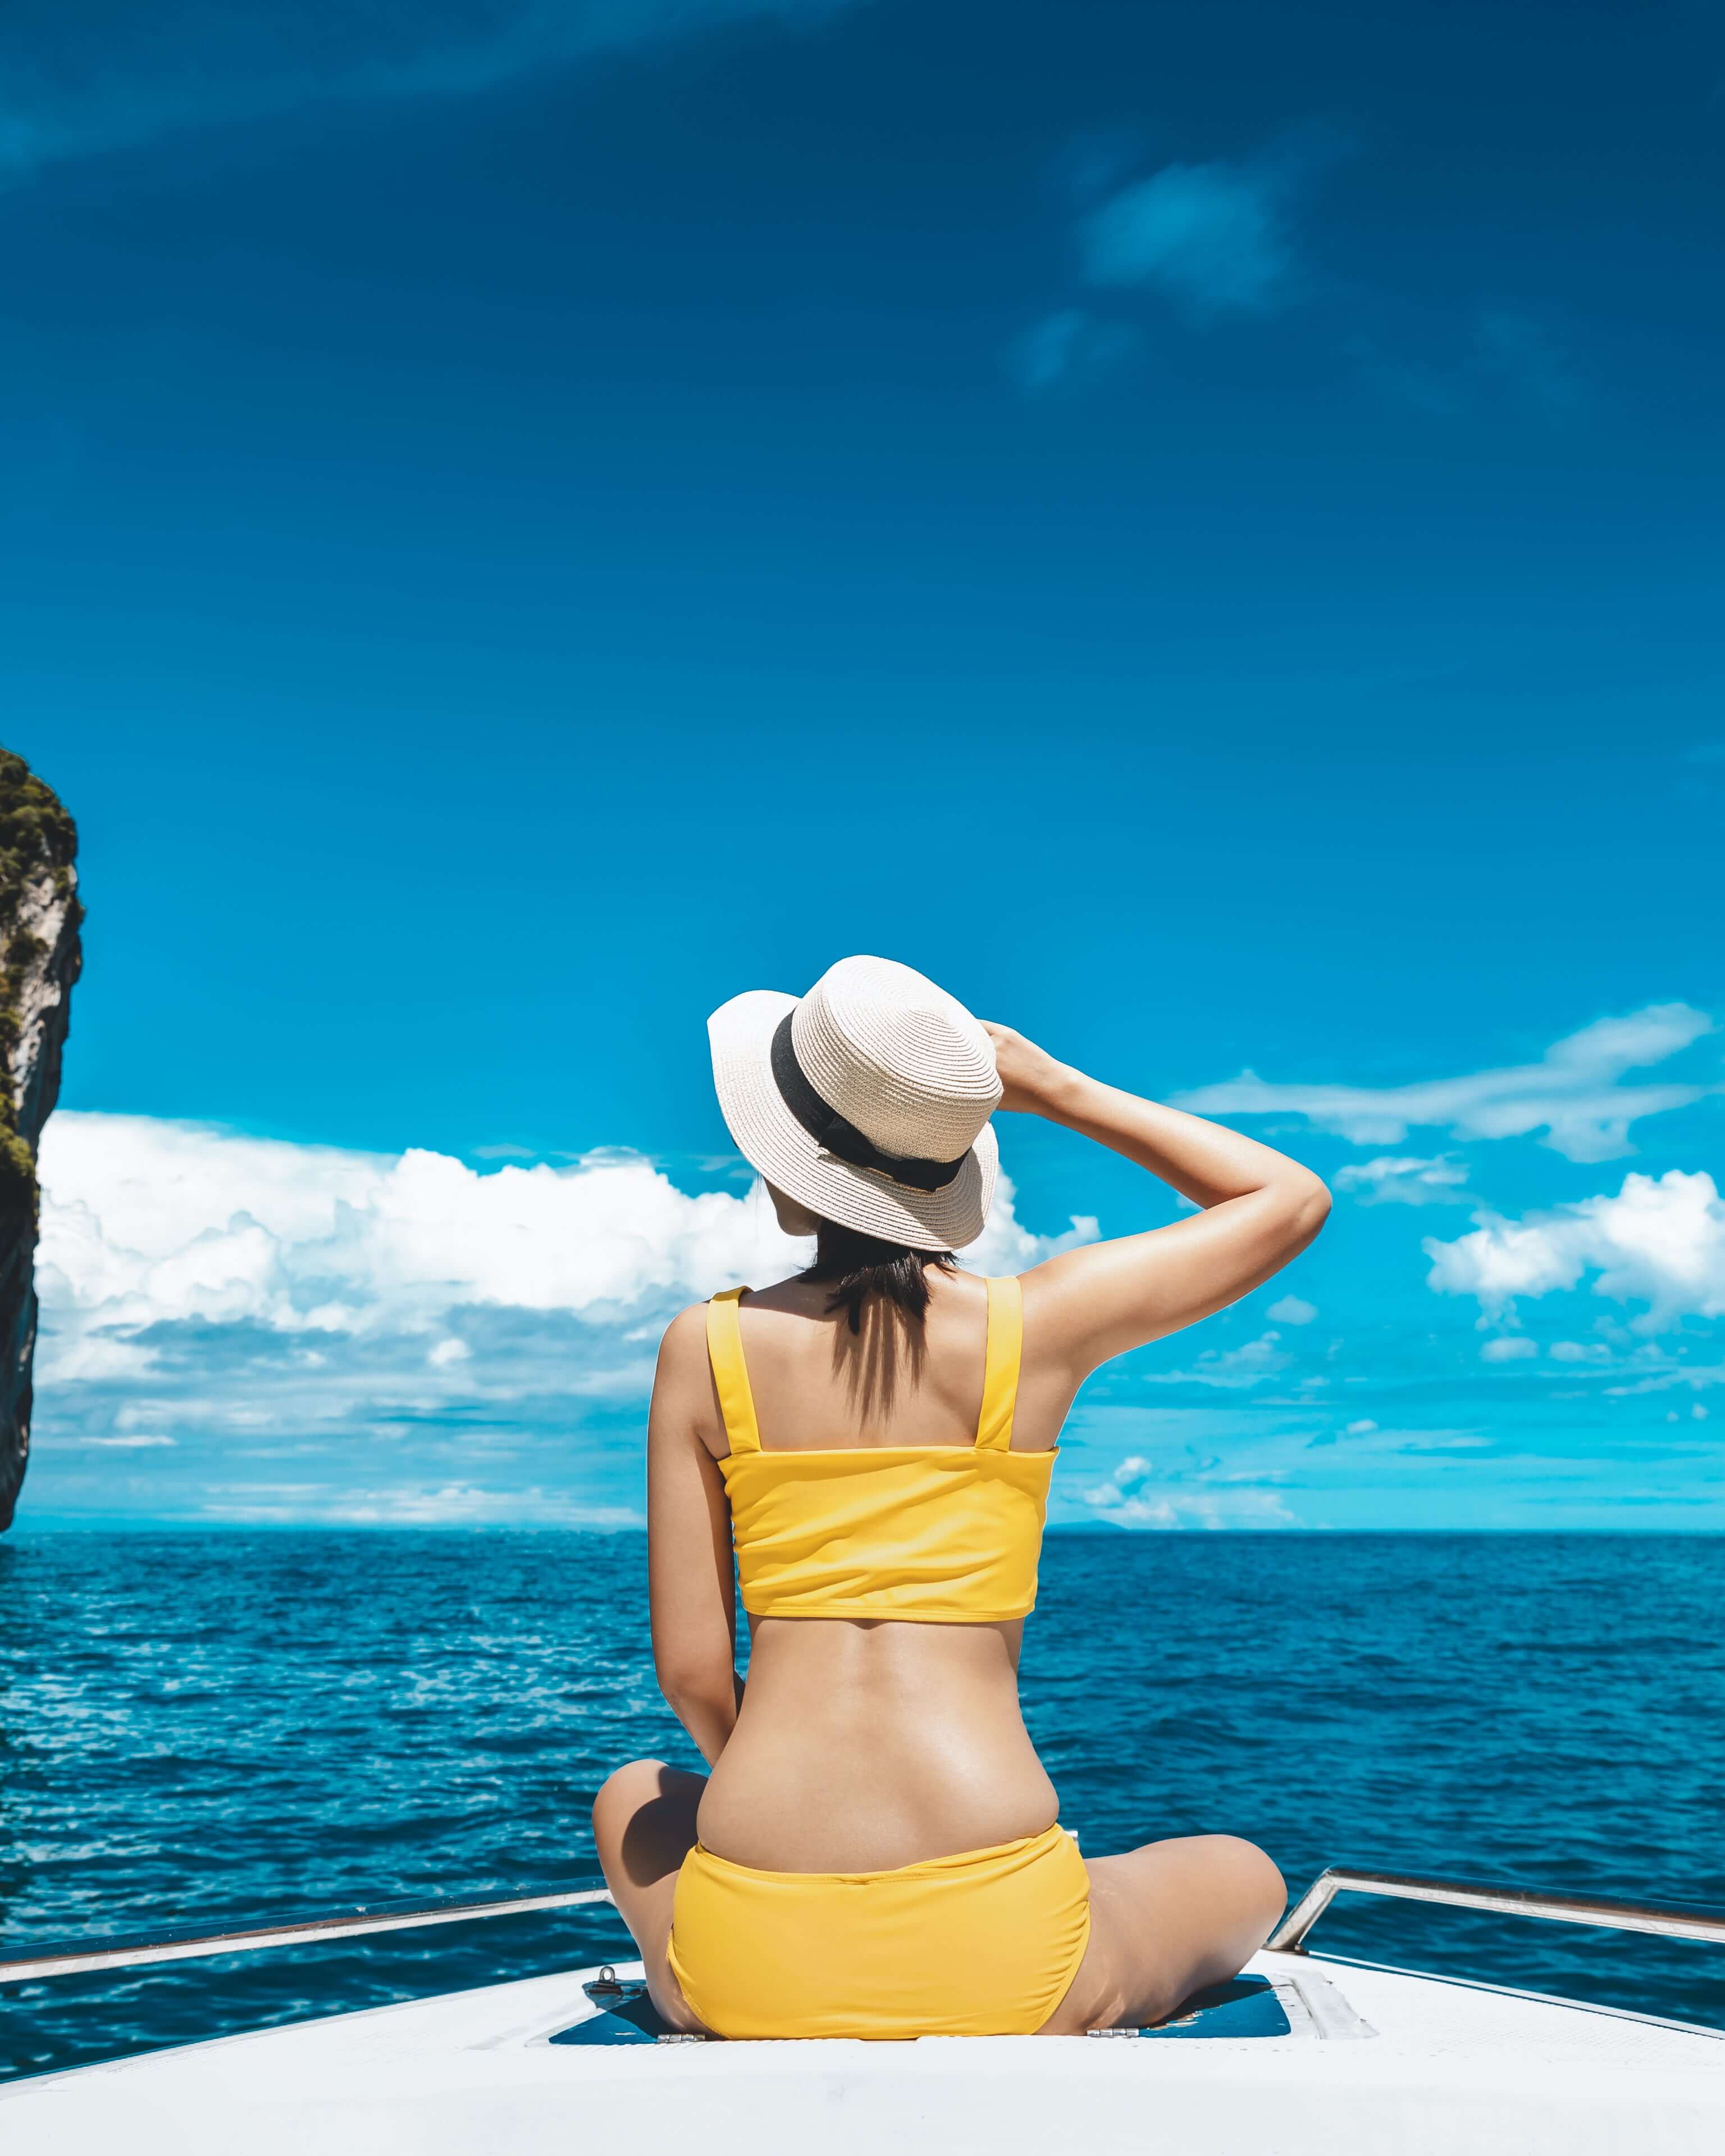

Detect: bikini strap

[705,1288,761,1456]
[975,1275,1023,1453]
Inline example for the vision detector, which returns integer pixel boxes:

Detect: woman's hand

[980,1022,1075,1116]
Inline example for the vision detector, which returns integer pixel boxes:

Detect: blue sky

[6,0,1723,1529]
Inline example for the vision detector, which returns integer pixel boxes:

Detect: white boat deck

[5,1947,1723,2155]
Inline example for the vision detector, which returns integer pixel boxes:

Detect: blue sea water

[3,1529,1723,2082]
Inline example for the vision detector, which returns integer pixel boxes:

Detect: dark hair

[803,1220,956,1335]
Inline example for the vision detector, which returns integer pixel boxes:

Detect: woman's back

[687,1265,1065,1872]
[604,960,1324,2040]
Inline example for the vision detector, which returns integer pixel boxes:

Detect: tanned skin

[594,1022,1330,2032]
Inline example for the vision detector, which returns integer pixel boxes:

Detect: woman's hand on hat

[979,1022,1076,1117]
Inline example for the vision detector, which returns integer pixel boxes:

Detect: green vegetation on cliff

[0,751,83,1232]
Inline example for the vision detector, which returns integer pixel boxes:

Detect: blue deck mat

[550,1972,1292,2045]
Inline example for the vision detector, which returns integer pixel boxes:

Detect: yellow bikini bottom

[667,1822,1091,2040]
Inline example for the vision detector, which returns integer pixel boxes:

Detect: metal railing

[0,1884,617,1985]
[14,1864,1725,1990]
[1270,1867,1725,1956]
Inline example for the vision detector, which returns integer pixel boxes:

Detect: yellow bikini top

[705,1277,1055,1624]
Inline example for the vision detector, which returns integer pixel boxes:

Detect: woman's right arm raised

[983,1022,1331,1385]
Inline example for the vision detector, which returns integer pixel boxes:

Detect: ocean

[3,1529,1723,2081]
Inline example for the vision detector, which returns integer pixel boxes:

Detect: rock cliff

[0,751,81,1531]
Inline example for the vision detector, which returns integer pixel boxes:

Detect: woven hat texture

[708,954,1001,1251]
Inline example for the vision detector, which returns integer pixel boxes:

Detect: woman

[595,954,1329,2038]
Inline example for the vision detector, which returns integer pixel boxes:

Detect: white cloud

[1266,1295,1317,1324]
[32,1112,1094,1514]
[61,1434,177,1450]
[1335,1155,1470,1205]
[0,0,859,179]
[1344,1419,1377,1436]
[1425,1170,1725,1333]
[1083,1453,1155,1508]
[1480,1336,1538,1363]
[1601,1354,1725,1403]
[1090,1489,1295,1531]
[1091,1493,1178,1525]
[965,1199,1097,1277]
[1177,1004,1717,1163]
[1081,1452,1295,1529]
[196,1482,646,1528]
[37,1113,805,1340]
[1147,1330,1289,1388]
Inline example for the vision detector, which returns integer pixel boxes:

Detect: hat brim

[708,990,997,1253]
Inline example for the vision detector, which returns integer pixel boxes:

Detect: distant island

[0,750,81,1530]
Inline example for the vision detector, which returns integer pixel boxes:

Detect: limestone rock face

[0,751,82,1530]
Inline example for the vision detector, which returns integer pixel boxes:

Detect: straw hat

[708,956,1001,1251]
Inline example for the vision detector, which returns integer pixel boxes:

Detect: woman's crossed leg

[1040,1833,1288,2033]
[591,1757,709,2032]
[595,1756,1285,2040]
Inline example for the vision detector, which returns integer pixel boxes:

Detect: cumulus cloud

[0,0,859,179]
[34,1112,1093,1519]
[39,1114,800,1344]
[1424,1170,1725,1334]
[1480,1336,1538,1363]
[1080,1452,1294,1529]
[1266,1295,1317,1324]
[1335,1155,1470,1205]
[1178,1004,1718,1164]
[1084,1452,1156,1506]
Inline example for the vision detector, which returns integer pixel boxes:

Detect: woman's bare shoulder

[659,1300,709,1355]
[651,1305,724,1458]
[655,1277,813,1371]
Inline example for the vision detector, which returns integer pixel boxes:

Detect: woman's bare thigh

[1039,1834,1287,2034]
[590,1757,710,2034]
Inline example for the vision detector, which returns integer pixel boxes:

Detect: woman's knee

[593,1757,705,1888]
[592,1757,672,1840]
[1201,1835,1287,1931]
